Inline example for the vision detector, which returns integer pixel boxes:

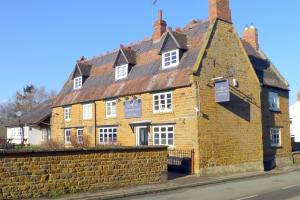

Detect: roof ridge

[86,19,209,63]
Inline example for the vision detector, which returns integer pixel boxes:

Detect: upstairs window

[162,49,179,69]
[83,104,93,120]
[153,92,173,113]
[115,64,128,80]
[269,92,280,111]
[64,107,71,121]
[270,128,281,147]
[74,76,83,90]
[106,100,117,118]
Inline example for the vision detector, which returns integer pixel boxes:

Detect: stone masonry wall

[51,86,200,172]
[261,87,292,167]
[0,146,168,200]
[196,20,264,175]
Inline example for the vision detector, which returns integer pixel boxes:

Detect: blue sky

[0,0,299,104]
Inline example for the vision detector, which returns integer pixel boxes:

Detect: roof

[6,99,53,127]
[72,58,92,78]
[53,19,289,107]
[242,41,289,90]
[53,20,210,107]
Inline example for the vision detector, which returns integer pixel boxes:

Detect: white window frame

[153,125,174,148]
[83,103,93,120]
[77,129,84,145]
[99,127,117,145]
[269,92,280,111]
[270,128,281,147]
[106,100,117,118]
[162,49,179,69]
[74,76,83,90]
[153,91,173,113]
[115,64,128,80]
[65,129,71,144]
[64,107,71,122]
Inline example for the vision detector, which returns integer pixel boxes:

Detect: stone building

[51,0,292,175]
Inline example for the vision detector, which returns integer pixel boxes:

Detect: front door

[136,127,149,146]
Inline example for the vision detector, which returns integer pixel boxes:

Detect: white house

[6,100,52,145]
[290,92,300,142]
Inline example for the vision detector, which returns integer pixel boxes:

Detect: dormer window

[115,64,128,80]
[162,49,179,69]
[74,76,82,90]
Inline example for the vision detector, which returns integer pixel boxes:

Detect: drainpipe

[195,80,201,175]
[94,102,97,147]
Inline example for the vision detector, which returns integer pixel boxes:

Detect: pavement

[49,165,300,200]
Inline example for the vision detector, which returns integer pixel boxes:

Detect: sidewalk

[48,165,300,200]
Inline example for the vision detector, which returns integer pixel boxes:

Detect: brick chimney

[209,0,232,23]
[153,10,167,42]
[243,24,259,50]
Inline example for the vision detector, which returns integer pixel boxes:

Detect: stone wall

[196,20,264,175]
[261,87,293,168]
[292,152,300,165]
[0,146,167,200]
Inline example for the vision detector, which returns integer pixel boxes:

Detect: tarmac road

[123,170,300,200]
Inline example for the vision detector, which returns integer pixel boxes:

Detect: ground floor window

[153,125,174,147]
[270,128,281,147]
[99,127,117,145]
[77,129,84,145]
[42,129,48,142]
[65,129,71,144]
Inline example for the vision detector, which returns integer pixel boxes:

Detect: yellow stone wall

[51,86,199,153]
[195,20,265,175]
[0,146,167,200]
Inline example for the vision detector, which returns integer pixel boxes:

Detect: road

[122,170,300,200]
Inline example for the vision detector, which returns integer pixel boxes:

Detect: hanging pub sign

[124,99,142,118]
[215,79,230,103]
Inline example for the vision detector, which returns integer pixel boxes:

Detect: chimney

[209,0,232,23]
[243,24,259,50]
[153,10,167,42]
[298,91,300,101]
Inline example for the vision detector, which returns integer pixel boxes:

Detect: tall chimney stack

[243,24,259,50]
[298,91,300,102]
[209,0,232,23]
[153,10,167,43]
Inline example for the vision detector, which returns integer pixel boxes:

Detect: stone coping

[292,151,300,155]
[0,145,168,155]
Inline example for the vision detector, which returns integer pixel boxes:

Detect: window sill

[83,118,93,121]
[269,108,280,113]
[153,110,174,115]
[105,116,117,119]
[162,64,179,70]
[270,145,282,149]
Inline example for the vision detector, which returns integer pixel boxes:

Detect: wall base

[197,161,264,176]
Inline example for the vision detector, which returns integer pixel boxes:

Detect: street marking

[235,194,258,200]
[282,184,300,190]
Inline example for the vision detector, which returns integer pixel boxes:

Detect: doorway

[136,126,149,146]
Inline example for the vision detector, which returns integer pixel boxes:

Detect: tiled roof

[53,20,210,107]
[53,19,288,107]
[6,99,53,127]
[243,41,289,90]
